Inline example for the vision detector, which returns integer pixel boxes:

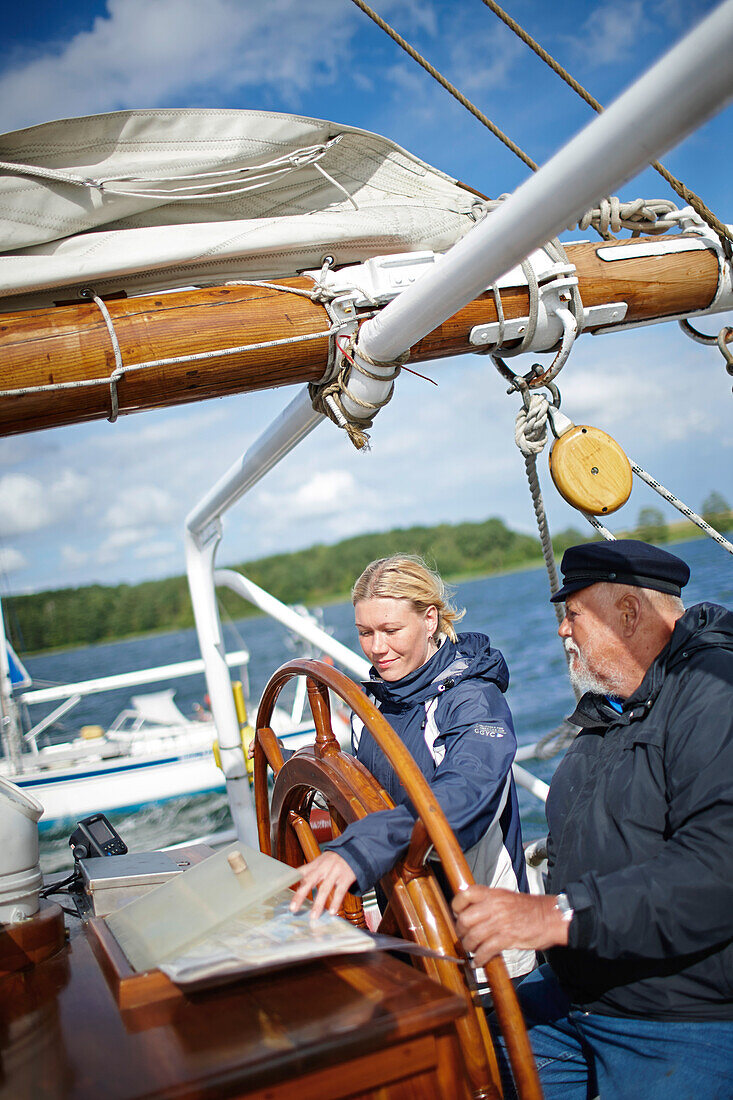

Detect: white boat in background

[3,621,350,828]
[13,687,226,829]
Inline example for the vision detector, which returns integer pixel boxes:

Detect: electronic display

[88,817,114,843]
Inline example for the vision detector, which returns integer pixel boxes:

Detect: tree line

[6,496,729,656]
[6,517,583,655]
[635,492,731,545]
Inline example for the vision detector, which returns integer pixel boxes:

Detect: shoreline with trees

[6,503,730,657]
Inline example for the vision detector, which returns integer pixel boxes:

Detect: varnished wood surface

[549,425,633,515]
[0,901,66,975]
[0,925,469,1100]
[0,236,719,435]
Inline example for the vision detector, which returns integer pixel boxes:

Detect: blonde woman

[290,554,534,979]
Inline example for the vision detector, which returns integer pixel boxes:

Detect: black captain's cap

[550,539,690,603]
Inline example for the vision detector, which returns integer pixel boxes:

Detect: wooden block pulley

[549,425,632,515]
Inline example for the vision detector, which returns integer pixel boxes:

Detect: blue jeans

[490,964,733,1099]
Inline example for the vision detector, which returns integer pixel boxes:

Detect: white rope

[313,162,359,211]
[0,139,341,201]
[630,462,733,555]
[514,393,616,701]
[0,160,97,188]
[1,328,344,402]
[514,395,565,625]
[224,278,331,301]
[582,514,617,540]
[576,197,681,237]
[80,289,124,422]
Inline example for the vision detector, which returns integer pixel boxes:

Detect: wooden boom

[0,236,720,436]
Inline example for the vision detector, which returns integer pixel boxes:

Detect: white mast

[0,599,24,774]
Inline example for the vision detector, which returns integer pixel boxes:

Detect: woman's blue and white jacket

[325,631,531,973]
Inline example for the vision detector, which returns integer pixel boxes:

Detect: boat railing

[11,652,247,765]
[17,650,250,708]
[23,694,82,754]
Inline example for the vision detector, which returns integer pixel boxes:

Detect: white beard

[564,639,626,698]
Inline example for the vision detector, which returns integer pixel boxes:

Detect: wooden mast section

[0,236,720,437]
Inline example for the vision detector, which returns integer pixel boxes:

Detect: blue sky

[0,0,731,595]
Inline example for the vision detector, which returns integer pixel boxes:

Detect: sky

[0,0,731,596]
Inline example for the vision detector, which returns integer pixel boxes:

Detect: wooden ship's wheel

[254,659,542,1100]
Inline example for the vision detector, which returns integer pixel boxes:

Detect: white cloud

[290,470,358,518]
[0,0,358,131]
[0,546,27,574]
[388,0,438,38]
[652,0,713,30]
[52,469,90,508]
[93,523,179,570]
[447,23,520,98]
[92,406,231,455]
[134,540,178,560]
[104,486,178,530]
[60,544,90,569]
[95,525,178,566]
[0,470,88,536]
[101,527,149,552]
[0,474,52,535]
[565,1,649,66]
[557,328,729,450]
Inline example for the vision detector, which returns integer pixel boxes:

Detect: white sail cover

[0,108,481,310]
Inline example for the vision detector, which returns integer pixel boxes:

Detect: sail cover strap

[81,289,125,422]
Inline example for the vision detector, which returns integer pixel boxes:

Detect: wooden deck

[0,917,470,1100]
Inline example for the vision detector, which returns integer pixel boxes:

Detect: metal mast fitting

[351,0,733,388]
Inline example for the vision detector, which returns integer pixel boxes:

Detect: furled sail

[0,109,730,438]
[0,108,480,310]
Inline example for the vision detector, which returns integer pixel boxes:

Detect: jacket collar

[364,630,509,708]
[568,602,733,730]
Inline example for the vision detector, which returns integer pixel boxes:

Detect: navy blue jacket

[546,602,733,1020]
[326,631,528,899]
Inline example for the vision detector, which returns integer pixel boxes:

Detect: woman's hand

[289,851,357,920]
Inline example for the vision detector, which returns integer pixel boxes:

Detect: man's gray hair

[595,581,685,616]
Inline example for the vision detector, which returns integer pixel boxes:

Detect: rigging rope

[347,0,538,172]
[80,289,124,423]
[514,395,567,623]
[513,394,582,700]
[629,462,733,555]
[479,0,733,253]
[310,336,407,451]
[351,0,730,250]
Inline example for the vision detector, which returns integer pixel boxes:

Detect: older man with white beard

[452,540,733,1099]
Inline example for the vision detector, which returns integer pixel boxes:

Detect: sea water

[23,537,731,874]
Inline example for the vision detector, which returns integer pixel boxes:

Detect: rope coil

[577,197,681,237]
[309,337,407,450]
